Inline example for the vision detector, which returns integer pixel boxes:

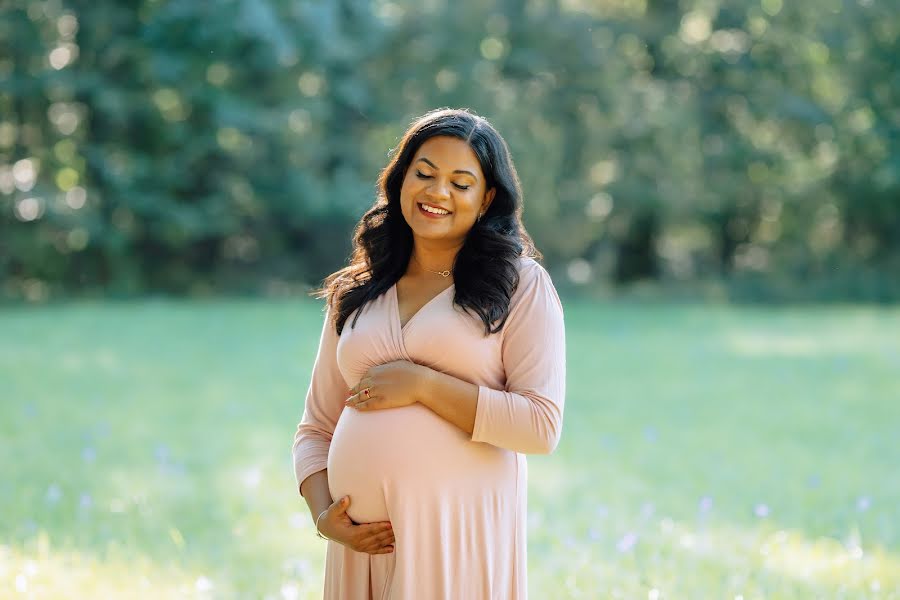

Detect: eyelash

[415,170,470,190]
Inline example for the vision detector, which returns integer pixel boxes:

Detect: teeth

[420,203,449,215]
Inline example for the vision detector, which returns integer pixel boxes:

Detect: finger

[368,545,394,554]
[347,393,381,409]
[373,530,395,546]
[360,535,395,553]
[345,389,367,405]
[348,376,373,398]
[360,528,395,546]
[355,384,375,403]
[353,396,384,410]
[332,496,350,514]
[356,536,395,552]
[358,520,392,531]
[356,522,392,536]
[350,375,366,393]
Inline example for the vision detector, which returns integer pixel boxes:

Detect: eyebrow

[416,157,477,179]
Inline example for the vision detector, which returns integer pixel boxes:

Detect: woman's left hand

[345,360,432,411]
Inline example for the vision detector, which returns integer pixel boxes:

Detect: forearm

[416,367,478,435]
[299,469,333,523]
[417,365,563,454]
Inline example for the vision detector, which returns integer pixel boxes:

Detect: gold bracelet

[315,509,329,540]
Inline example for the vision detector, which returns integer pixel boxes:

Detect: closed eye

[416,170,470,190]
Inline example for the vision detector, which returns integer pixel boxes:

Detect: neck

[409,239,461,277]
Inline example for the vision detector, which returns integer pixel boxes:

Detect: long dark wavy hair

[311,107,541,336]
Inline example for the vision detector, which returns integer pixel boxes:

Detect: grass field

[1,298,898,599]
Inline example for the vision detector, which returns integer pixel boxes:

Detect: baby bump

[327,403,507,524]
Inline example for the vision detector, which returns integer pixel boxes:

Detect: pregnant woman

[292,107,566,599]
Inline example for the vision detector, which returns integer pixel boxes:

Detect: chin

[413,227,450,236]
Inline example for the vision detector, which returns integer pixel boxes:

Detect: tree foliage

[1,0,897,301]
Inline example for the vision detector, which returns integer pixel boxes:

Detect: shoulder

[514,256,554,292]
[515,256,544,279]
[508,256,564,316]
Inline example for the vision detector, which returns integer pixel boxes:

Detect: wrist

[315,509,329,540]
[415,364,437,408]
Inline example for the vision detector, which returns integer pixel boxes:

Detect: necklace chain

[412,254,452,278]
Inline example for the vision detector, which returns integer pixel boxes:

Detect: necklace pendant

[438,270,450,277]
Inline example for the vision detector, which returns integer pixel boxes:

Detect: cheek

[399,177,421,200]
[459,195,480,213]
[398,183,411,207]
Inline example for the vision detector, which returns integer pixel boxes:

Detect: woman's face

[399,135,495,244]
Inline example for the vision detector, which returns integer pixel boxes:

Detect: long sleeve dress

[292,256,566,600]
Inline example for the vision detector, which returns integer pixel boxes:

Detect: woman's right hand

[317,496,395,554]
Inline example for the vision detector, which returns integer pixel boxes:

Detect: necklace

[412,254,452,278]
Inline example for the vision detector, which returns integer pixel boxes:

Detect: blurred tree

[1,0,897,301]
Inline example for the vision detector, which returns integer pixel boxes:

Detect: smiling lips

[418,202,452,216]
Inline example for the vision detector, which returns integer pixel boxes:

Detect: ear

[481,187,496,215]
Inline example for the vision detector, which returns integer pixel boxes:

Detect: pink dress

[292,256,566,599]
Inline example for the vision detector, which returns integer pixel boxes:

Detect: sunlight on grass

[527,515,900,599]
[755,526,896,589]
[1,528,326,599]
[1,299,897,597]
[0,534,214,599]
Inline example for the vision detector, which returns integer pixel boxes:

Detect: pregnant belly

[327,403,506,524]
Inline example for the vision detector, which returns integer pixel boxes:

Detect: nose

[425,180,451,201]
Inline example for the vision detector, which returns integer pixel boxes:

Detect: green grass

[0,299,898,599]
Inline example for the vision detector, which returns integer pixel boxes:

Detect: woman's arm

[417,369,479,435]
[299,469,333,523]
[293,306,347,502]
[419,260,566,454]
[295,309,395,551]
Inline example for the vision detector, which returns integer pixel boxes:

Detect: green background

[1,0,898,597]
[1,0,898,301]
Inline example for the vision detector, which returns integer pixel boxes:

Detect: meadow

[1,298,897,599]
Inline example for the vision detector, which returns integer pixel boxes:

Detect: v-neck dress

[292,256,566,599]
